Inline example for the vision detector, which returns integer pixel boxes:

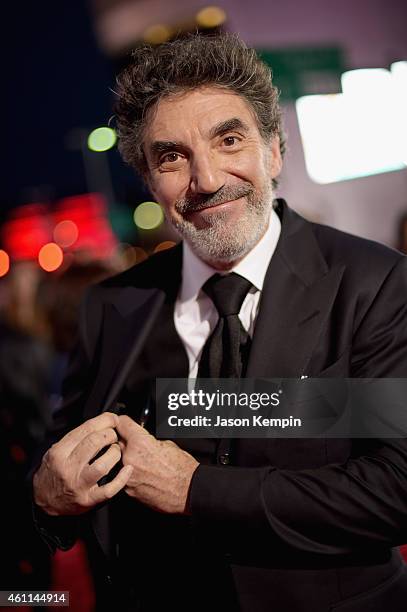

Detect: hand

[33,412,133,516]
[116,415,199,514]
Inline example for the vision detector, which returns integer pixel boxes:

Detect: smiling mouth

[186,197,243,215]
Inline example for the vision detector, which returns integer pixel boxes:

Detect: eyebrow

[148,117,250,159]
[149,140,181,157]
[209,117,250,139]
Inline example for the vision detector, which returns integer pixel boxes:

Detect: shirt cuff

[32,502,78,552]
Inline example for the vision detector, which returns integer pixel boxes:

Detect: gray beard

[167,181,273,264]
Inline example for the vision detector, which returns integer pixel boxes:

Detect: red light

[0,250,10,277]
[1,204,52,260]
[54,193,117,258]
[38,243,63,272]
[53,220,79,247]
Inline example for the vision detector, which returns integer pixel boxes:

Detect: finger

[162,440,179,448]
[89,464,134,504]
[69,427,118,466]
[56,412,119,457]
[82,443,122,485]
[116,415,149,439]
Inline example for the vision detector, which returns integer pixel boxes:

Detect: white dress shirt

[174,208,282,378]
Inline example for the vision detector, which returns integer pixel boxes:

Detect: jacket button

[219,453,230,465]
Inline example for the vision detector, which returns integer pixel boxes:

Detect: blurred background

[1,0,407,609]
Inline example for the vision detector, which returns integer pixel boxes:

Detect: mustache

[175,183,253,214]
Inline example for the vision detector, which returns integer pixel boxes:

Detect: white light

[391,62,407,164]
[296,66,407,184]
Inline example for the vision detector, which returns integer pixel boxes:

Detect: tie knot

[202,273,252,317]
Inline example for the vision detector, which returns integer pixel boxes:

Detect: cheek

[223,150,268,184]
[150,173,188,208]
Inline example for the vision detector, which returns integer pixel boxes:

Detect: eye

[222,135,240,147]
[161,152,181,164]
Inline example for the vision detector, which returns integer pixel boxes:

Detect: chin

[187,231,257,264]
[170,205,269,263]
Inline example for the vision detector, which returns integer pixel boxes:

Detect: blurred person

[32,34,407,612]
[42,260,115,407]
[0,262,53,589]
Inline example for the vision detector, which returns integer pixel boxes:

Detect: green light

[133,201,164,230]
[87,127,117,152]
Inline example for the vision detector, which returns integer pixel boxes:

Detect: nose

[189,152,225,194]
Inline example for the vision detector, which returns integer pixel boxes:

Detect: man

[32,34,407,611]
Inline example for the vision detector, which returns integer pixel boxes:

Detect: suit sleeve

[189,256,407,555]
[30,288,102,552]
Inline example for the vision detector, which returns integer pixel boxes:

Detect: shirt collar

[180,207,281,303]
[232,207,281,291]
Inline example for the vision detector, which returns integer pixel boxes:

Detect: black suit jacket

[34,200,407,611]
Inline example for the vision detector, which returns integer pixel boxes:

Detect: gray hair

[114,33,285,183]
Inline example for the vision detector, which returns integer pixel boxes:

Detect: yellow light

[196,6,226,28]
[117,244,148,268]
[0,250,10,277]
[154,241,176,253]
[38,243,63,272]
[133,202,164,230]
[87,127,117,152]
[53,220,79,248]
[143,24,172,45]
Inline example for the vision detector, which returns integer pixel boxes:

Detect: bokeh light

[87,127,117,152]
[143,24,172,45]
[133,246,149,264]
[133,202,164,230]
[0,250,10,277]
[38,243,63,272]
[296,68,406,183]
[53,220,79,248]
[196,6,226,28]
[117,244,149,269]
[154,241,176,253]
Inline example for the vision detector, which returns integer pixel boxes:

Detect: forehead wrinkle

[143,89,258,160]
[148,117,251,157]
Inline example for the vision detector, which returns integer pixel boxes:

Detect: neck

[202,255,244,271]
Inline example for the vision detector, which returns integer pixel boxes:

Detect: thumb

[116,414,137,437]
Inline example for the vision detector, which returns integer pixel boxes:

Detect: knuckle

[99,484,112,500]
[102,412,118,426]
[77,493,90,508]
[46,444,59,462]
[107,428,119,443]
[92,462,106,479]
[88,430,101,444]
[110,443,121,458]
[45,445,63,470]
[87,431,104,449]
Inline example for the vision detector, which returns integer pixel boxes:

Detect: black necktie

[198,273,253,378]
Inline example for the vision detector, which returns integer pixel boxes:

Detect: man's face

[143,86,282,266]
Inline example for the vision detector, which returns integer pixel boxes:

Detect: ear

[268,135,283,179]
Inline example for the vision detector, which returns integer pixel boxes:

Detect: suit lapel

[83,289,165,419]
[84,245,182,420]
[247,201,345,378]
